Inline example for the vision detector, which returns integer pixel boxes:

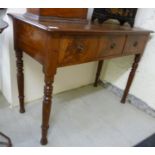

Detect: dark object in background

[92,8,137,27]
[0,8,12,147]
[0,20,8,33]
[0,8,8,33]
[0,132,12,147]
[0,8,7,19]
[135,133,155,147]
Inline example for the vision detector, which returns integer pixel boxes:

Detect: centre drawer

[97,35,126,58]
[58,35,99,66]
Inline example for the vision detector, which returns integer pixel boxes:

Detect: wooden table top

[8,13,152,35]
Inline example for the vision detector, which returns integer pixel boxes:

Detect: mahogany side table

[9,12,152,145]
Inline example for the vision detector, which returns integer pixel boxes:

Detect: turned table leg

[94,60,104,87]
[15,49,25,113]
[121,54,141,103]
[40,73,55,145]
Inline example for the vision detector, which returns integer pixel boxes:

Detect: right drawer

[123,35,148,55]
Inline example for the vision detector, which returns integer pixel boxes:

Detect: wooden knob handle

[110,43,116,49]
[133,41,138,47]
[77,44,85,52]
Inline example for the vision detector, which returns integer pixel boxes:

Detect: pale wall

[0,8,26,105]
[1,8,97,106]
[1,8,155,110]
[101,9,155,109]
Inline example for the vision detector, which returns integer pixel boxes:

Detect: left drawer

[58,35,99,66]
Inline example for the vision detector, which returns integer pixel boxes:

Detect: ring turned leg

[15,49,25,113]
[94,60,104,87]
[121,54,141,103]
[40,74,54,145]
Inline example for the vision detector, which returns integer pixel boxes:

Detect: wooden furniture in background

[8,8,151,145]
[25,8,88,23]
[26,8,88,19]
[0,18,12,147]
[92,8,137,27]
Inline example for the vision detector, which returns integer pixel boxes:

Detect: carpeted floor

[0,85,155,147]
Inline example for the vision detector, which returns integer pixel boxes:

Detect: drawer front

[123,35,148,55]
[97,35,126,57]
[58,36,99,66]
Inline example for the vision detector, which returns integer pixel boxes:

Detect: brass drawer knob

[133,41,138,47]
[110,43,116,49]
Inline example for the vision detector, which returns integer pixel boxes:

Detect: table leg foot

[19,96,25,113]
[121,98,126,104]
[40,137,48,145]
[121,54,141,104]
[15,49,25,113]
[40,125,49,145]
[20,108,25,113]
[94,60,104,87]
[40,72,55,145]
